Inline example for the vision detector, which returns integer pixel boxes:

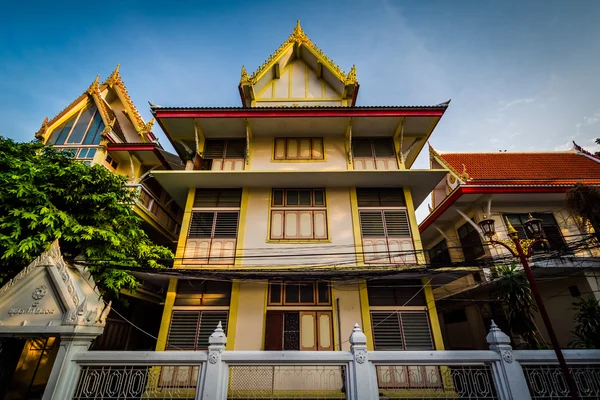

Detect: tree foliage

[494,263,544,349]
[570,296,600,349]
[566,183,600,241]
[0,137,172,295]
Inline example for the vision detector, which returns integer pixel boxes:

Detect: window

[193,189,242,208]
[371,311,433,350]
[268,281,331,305]
[105,155,119,170]
[201,139,245,170]
[357,189,414,264]
[270,189,327,240]
[429,240,451,266]
[274,138,324,160]
[48,103,104,146]
[185,189,241,265]
[264,311,333,351]
[59,147,97,163]
[367,280,427,306]
[457,221,485,262]
[505,213,567,252]
[175,280,232,306]
[352,138,398,170]
[166,310,228,350]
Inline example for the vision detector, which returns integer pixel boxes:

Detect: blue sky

[1,0,599,220]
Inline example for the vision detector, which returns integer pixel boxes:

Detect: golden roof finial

[144,117,155,132]
[87,75,101,94]
[345,65,357,84]
[240,65,250,84]
[505,217,518,238]
[106,64,121,86]
[460,164,470,181]
[35,116,49,140]
[290,19,308,44]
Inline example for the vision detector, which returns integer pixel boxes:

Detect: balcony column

[348,323,378,400]
[486,321,531,399]
[201,322,228,400]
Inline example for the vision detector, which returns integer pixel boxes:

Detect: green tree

[0,137,172,295]
[494,263,544,349]
[570,297,600,349]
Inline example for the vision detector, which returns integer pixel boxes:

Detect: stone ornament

[32,285,48,300]
[354,350,367,364]
[501,349,514,363]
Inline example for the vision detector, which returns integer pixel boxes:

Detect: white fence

[48,322,600,400]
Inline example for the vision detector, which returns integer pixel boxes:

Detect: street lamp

[478,215,579,400]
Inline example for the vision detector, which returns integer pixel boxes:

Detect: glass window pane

[286,190,299,206]
[273,189,284,206]
[313,190,324,206]
[298,190,311,205]
[352,138,372,157]
[67,107,95,144]
[50,117,76,145]
[373,138,395,157]
[285,284,299,303]
[317,282,329,304]
[83,111,104,145]
[270,282,282,304]
[283,312,300,350]
[299,282,315,303]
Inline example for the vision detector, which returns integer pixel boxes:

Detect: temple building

[34,66,184,246]
[419,144,600,350]
[148,21,452,354]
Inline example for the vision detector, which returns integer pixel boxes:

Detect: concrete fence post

[486,321,531,400]
[200,321,228,400]
[348,323,378,400]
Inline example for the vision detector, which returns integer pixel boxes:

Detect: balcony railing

[50,322,600,399]
[137,185,181,237]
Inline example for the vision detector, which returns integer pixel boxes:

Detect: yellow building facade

[35,66,184,246]
[149,22,451,354]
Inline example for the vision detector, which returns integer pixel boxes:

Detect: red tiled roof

[439,152,600,184]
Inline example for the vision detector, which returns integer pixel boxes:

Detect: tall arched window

[48,102,105,146]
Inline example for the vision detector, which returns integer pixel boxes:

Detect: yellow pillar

[403,187,425,265]
[423,277,445,350]
[226,281,240,350]
[174,188,196,268]
[358,280,374,350]
[155,278,178,351]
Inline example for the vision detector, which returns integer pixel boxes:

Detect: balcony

[58,324,600,400]
[136,185,182,238]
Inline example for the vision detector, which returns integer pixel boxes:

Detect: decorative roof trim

[429,143,469,182]
[102,64,154,135]
[243,20,356,86]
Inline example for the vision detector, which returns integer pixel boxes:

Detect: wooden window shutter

[264,311,284,350]
[400,312,434,350]
[359,211,385,237]
[274,138,286,159]
[188,212,214,238]
[204,140,226,158]
[196,311,228,350]
[299,312,317,351]
[213,212,239,238]
[194,189,242,207]
[371,312,404,350]
[166,311,200,350]
[384,210,411,237]
[317,312,333,351]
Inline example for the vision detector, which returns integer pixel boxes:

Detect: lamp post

[478,215,580,400]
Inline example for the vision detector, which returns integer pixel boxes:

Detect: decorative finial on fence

[349,323,367,346]
[209,321,227,346]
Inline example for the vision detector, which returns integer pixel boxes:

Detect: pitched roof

[438,150,600,185]
[242,21,355,86]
